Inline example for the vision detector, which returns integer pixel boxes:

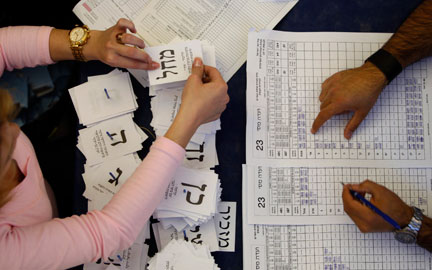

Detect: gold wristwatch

[69,25,90,61]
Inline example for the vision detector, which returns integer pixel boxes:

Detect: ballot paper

[83,153,142,210]
[147,40,216,96]
[146,40,203,90]
[154,166,222,231]
[147,239,220,270]
[69,71,137,126]
[152,219,219,252]
[77,114,147,166]
[184,137,219,170]
[214,201,237,252]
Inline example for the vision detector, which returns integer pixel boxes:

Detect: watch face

[394,231,416,244]
[70,27,86,42]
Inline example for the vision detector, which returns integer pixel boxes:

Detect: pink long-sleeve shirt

[0,26,185,269]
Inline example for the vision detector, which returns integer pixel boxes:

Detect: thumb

[351,180,380,197]
[191,57,204,78]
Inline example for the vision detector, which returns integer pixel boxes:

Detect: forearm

[417,215,432,252]
[383,0,432,68]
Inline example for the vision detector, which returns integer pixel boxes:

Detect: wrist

[398,205,414,228]
[164,109,200,149]
[82,30,101,61]
[365,49,403,84]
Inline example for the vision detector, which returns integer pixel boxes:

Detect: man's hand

[342,180,413,232]
[311,62,387,139]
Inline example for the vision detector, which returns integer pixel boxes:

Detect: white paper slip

[82,153,141,209]
[214,201,237,252]
[69,72,137,126]
[246,30,432,168]
[148,239,220,270]
[146,40,203,90]
[78,114,146,166]
[245,165,432,225]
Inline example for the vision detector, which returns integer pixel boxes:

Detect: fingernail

[152,62,160,68]
[346,131,352,139]
[310,128,315,134]
[193,57,202,67]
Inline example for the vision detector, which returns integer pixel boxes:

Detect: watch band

[407,206,423,234]
[365,49,403,84]
[69,25,90,62]
[71,46,87,62]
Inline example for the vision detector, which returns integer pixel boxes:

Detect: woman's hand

[86,18,160,70]
[164,57,229,148]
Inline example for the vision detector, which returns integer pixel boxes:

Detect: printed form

[242,167,432,270]
[132,0,298,81]
[246,30,432,168]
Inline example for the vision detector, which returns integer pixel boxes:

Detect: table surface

[72,1,424,269]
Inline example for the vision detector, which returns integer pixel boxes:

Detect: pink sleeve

[0,137,185,270]
[0,26,54,77]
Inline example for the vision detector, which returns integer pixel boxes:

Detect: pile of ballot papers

[147,39,224,231]
[69,69,147,210]
[148,40,221,163]
[69,69,153,270]
[153,166,222,231]
[147,239,220,270]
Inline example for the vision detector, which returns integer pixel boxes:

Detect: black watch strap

[365,49,403,84]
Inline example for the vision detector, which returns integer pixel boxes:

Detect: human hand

[164,57,229,148]
[86,18,160,70]
[179,58,229,126]
[342,180,413,232]
[311,62,387,139]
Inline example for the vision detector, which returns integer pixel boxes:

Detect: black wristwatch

[394,207,423,244]
[365,49,403,84]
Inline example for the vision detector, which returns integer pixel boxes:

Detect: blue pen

[104,88,110,99]
[341,182,401,230]
[109,172,116,180]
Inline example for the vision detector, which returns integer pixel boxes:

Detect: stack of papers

[153,166,222,231]
[82,153,142,210]
[147,239,220,270]
[152,201,237,253]
[69,69,138,126]
[77,114,147,166]
[148,40,220,170]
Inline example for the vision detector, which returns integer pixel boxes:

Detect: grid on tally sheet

[265,224,428,270]
[267,167,429,217]
[265,40,427,160]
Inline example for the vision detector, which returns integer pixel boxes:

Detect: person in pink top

[0,18,229,269]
